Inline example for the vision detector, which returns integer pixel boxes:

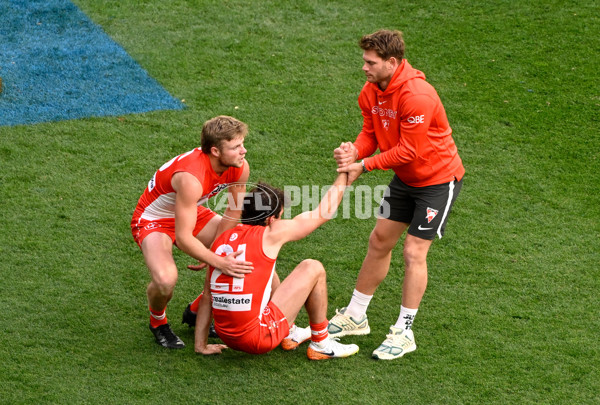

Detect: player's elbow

[175,233,195,255]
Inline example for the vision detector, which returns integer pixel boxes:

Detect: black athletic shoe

[149,323,185,349]
[208,324,219,338]
[181,303,219,338]
[182,303,197,327]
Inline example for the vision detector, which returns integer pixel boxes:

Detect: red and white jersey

[132,148,247,221]
[209,224,277,338]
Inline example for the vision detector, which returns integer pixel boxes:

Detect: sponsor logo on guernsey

[208,183,230,199]
[212,293,252,311]
[371,105,398,119]
[229,233,238,242]
[148,173,157,192]
[407,114,425,124]
[199,183,231,205]
[426,207,439,223]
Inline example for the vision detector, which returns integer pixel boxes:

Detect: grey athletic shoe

[372,326,417,360]
[327,307,370,338]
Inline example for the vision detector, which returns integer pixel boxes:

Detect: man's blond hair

[201,115,248,153]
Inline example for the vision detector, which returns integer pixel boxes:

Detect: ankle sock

[309,320,329,343]
[394,305,418,330]
[149,306,168,328]
[345,289,373,319]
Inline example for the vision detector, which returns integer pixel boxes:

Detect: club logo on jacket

[371,105,398,119]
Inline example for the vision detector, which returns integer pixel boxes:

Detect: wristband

[361,160,369,173]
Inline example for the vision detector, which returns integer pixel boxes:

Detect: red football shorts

[216,301,290,355]
[131,206,217,248]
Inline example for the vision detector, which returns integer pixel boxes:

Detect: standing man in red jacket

[329,30,465,360]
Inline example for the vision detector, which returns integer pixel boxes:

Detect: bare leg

[355,218,408,295]
[194,215,222,247]
[401,234,433,308]
[142,232,178,311]
[271,272,281,298]
[271,259,327,325]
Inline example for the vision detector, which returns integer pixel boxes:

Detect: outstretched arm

[264,171,351,253]
[336,160,365,186]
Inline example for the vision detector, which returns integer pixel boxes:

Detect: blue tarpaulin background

[0,0,183,127]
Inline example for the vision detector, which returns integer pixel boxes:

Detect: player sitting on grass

[194,171,359,360]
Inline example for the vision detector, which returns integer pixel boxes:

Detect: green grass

[1,0,599,403]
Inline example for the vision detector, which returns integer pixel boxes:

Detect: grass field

[1,0,599,404]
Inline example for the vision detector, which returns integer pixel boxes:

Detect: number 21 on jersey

[210,243,246,292]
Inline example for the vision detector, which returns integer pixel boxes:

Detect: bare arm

[215,162,249,236]
[336,161,364,186]
[263,171,350,256]
[173,172,253,277]
[194,273,227,354]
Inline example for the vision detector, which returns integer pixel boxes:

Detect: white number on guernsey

[211,243,246,292]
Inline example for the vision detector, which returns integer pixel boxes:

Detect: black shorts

[378,175,463,240]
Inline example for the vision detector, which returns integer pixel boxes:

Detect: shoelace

[387,333,409,346]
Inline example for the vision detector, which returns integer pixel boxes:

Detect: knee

[403,240,430,269]
[403,249,423,269]
[368,228,395,253]
[150,271,178,297]
[300,259,325,278]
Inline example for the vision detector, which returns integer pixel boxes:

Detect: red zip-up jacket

[355,59,464,187]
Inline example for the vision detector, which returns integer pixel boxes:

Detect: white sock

[345,289,373,319]
[394,305,418,330]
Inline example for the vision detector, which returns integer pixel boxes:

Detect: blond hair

[201,115,248,153]
[359,30,405,61]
